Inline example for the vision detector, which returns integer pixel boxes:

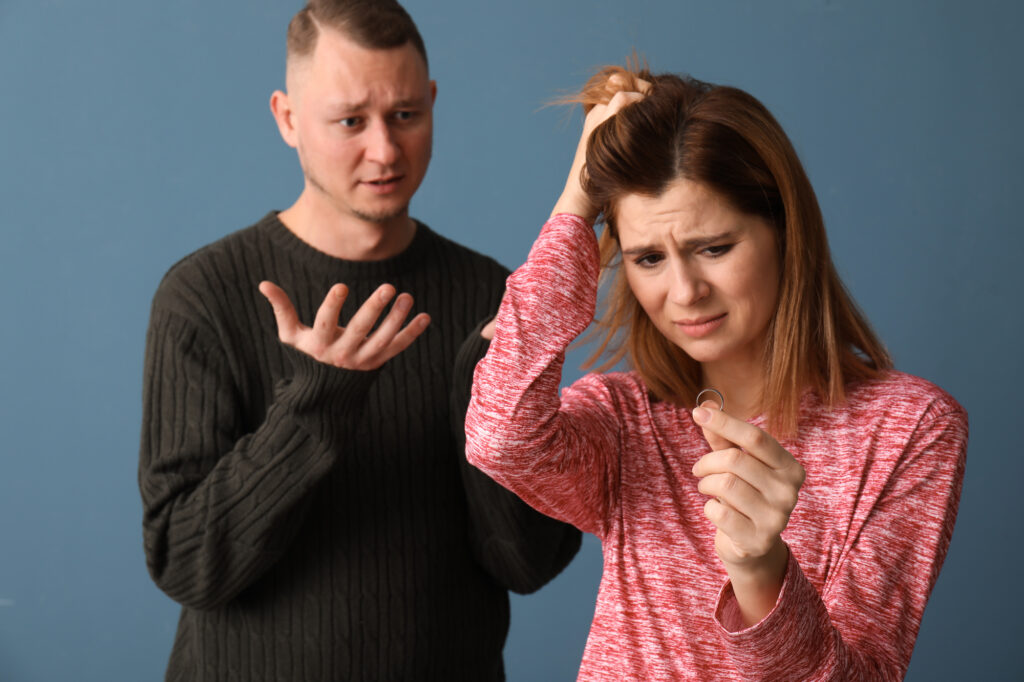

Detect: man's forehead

[288,32,429,98]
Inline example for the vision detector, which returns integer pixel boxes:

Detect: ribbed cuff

[278,344,381,417]
[714,549,834,679]
[454,317,494,386]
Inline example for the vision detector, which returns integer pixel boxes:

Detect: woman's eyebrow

[621,230,737,256]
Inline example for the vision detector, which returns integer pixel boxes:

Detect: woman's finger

[692,406,787,469]
[696,400,733,452]
[697,470,763,521]
[702,498,757,551]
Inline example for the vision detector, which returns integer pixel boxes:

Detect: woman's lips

[674,313,726,338]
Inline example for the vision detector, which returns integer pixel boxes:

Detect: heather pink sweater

[466,214,967,681]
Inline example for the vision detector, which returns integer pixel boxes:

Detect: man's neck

[278,193,417,262]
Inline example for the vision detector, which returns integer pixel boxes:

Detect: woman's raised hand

[551,74,651,223]
[259,281,431,371]
[691,404,806,624]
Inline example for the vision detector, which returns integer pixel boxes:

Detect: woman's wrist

[723,539,789,626]
[551,187,597,223]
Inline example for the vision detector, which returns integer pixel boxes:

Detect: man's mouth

[362,175,404,194]
[366,175,402,186]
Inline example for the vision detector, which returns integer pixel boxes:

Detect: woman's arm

[465,213,621,536]
[705,404,968,680]
[452,318,582,593]
[465,79,650,536]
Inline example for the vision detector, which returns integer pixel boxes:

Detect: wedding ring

[695,388,725,412]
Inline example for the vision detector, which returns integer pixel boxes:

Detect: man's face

[277,27,436,227]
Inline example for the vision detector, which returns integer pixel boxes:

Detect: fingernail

[692,407,710,424]
[379,286,393,302]
[395,296,411,311]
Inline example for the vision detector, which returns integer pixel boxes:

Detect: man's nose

[364,120,400,166]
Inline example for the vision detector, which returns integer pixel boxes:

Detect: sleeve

[711,406,969,681]
[450,319,582,594]
[138,303,377,610]
[465,214,624,538]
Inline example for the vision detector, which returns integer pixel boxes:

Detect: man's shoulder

[151,212,277,320]
[164,213,275,281]
[416,221,511,279]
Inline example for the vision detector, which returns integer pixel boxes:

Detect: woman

[465,66,967,680]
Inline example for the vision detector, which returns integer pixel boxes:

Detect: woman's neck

[700,358,766,422]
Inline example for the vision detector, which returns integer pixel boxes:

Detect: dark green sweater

[139,212,580,681]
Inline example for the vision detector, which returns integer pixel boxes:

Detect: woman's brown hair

[573,65,892,435]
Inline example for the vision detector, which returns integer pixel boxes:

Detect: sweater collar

[260,210,436,280]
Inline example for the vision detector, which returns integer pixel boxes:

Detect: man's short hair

[287,0,428,68]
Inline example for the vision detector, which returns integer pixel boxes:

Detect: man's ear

[429,80,437,106]
[270,90,299,149]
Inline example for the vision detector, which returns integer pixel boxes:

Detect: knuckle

[725,448,744,468]
[772,511,791,534]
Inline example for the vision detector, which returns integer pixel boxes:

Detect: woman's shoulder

[565,370,654,410]
[842,370,966,425]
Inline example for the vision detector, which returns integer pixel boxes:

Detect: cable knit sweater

[466,213,968,681]
[139,212,580,681]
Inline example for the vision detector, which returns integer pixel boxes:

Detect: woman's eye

[634,253,664,268]
[701,244,733,258]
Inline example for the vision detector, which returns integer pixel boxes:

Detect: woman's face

[616,178,781,376]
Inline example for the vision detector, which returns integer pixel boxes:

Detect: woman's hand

[691,404,806,625]
[551,75,650,223]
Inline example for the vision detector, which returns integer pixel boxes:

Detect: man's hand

[259,281,431,370]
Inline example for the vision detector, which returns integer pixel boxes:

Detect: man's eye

[339,117,361,128]
[394,111,416,122]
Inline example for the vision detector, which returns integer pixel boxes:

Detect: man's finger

[358,292,415,360]
[312,283,349,342]
[335,284,395,353]
[258,281,302,342]
[378,313,431,362]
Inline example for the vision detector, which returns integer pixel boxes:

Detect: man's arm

[139,280,428,610]
[449,318,581,594]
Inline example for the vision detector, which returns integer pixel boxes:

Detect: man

[138,1,580,679]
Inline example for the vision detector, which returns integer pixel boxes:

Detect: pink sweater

[466,214,968,681]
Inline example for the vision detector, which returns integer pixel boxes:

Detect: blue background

[1,0,1021,679]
